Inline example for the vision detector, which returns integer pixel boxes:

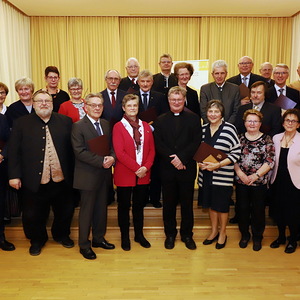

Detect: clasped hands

[103,156,115,168]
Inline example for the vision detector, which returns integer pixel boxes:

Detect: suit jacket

[267,79,275,87]
[5,100,34,128]
[72,115,115,191]
[271,131,300,189]
[234,102,282,137]
[152,73,178,95]
[266,86,300,108]
[119,77,139,93]
[113,120,155,186]
[200,81,240,124]
[8,112,74,193]
[227,73,267,87]
[153,110,202,182]
[101,88,126,125]
[135,90,169,118]
[185,86,200,117]
[0,114,10,185]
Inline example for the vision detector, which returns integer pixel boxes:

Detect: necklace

[284,133,296,147]
[245,132,261,141]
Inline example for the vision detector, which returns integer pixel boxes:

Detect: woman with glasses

[270,109,300,253]
[0,82,9,114]
[58,78,85,123]
[234,109,275,251]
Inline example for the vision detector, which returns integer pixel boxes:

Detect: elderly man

[152,54,178,95]
[8,90,74,256]
[154,86,201,250]
[259,62,275,86]
[119,57,140,93]
[200,60,240,124]
[235,81,282,137]
[266,64,300,108]
[227,56,266,105]
[288,62,300,91]
[101,69,126,126]
[72,93,115,260]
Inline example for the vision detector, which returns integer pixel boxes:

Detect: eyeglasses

[245,120,261,124]
[284,119,299,124]
[127,65,139,69]
[33,99,53,104]
[47,76,59,80]
[169,99,184,103]
[239,62,252,65]
[273,72,288,76]
[106,77,120,81]
[69,88,82,92]
[86,103,103,109]
[0,91,6,96]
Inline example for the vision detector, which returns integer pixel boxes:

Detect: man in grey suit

[72,93,115,260]
[200,60,240,124]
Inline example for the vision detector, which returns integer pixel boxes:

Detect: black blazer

[185,86,200,117]
[152,73,178,95]
[266,86,300,109]
[100,88,126,125]
[0,114,10,185]
[227,73,267,87]
[8,112,74,193]
[5,100,34,128]
[153,110,202,182]
[119,77,139,93]
[234,101,282,137]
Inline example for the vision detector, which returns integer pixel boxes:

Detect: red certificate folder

[273,94,297,110]
[193,142,227,163]
[87,134,110,156]
[139,107,157,124]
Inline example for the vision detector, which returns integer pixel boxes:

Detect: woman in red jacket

[113,94,155,251]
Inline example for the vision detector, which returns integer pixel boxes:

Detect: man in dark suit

[259,62,275,87]
[152,54,178,95]
[266,64,300,108]
[200,60,240,124]
[227,56,267,105]
[118,57,140,93]
[235,81,282,137]
[101,69,126,127]
[154,86,201,250]
[72,93,115,260]
[8,90,74,256]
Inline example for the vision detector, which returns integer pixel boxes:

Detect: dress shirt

[274,84,287,97]
[240,74,250,87]
[86,114,103,135]
[106,88,118,104]
[252,101,264,111]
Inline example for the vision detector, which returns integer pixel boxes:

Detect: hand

[9,178,22,190]
[0,154,4,164]
[200,161,220,171]
[135,166,148,178]
[238,172,251,185]
[241,97,251,105]
[246,173,259,186]
[170,154,186,170]
[103,156,115,168]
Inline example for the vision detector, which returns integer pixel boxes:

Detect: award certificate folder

[87,134,110,156]
[239,83,250,99]
[193,142,227,163]
[273,94,297,110]
[139,107,157,124]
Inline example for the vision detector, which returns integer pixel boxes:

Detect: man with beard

[8,90,74,256]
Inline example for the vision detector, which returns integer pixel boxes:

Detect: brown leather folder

[87,134,110,156]
[139,107,157,123]
[193,142,227,163]
[239,83,250,99]
[273,94,297,110]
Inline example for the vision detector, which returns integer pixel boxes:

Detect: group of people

[1,54,300,259]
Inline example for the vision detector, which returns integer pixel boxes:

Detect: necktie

[242,77,248,87]
[111,91,116,108]
[142,93,148,110]
[253,105,260,111]
[217,86,223,100]
[94,122,102,136]
[131,78,135,85]
[279,88,284,95]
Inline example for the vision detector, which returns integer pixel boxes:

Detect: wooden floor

[2,202,300,300]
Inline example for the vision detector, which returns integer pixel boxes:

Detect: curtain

[290,12,300,82]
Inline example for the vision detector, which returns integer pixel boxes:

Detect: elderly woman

[113,94,155,251]
[0,82,9,114]
[0,114,15,251]
[198,100,241,249]
[5,77,34,128]
[58,78,85,123]
[270,109,300,254]
[174,62,200,116]
[234,109,275,251]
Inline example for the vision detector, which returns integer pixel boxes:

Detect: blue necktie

[142,93,148,110]
[94,122,102,136]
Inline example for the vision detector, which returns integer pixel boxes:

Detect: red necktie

[111,91,116,108]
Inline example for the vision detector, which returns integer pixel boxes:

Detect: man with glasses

[43,66,69,112]
[259,62,275,87]
[119,58,140,93]
[152,54,178,95]
[227,56,266,105]
[8,90,75,256]
[72,93,115,260]
[266,64,300,108]
[154,86,201,250]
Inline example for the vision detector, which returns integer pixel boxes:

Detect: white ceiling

[7,0,300,17]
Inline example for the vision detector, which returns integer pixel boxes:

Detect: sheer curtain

[0,0,31,105]
[290,12,300,82]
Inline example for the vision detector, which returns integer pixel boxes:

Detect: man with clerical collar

[119,57,140,93]
[200,60,240,124]
[153,86,201,250]
[152,54,178,95]
[72,93,115,260]
[8,90,75,256]
[259,62,275,87]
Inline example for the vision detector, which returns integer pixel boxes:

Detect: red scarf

[124,114,141,147]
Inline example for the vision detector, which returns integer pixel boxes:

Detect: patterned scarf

[124,114,141,147]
